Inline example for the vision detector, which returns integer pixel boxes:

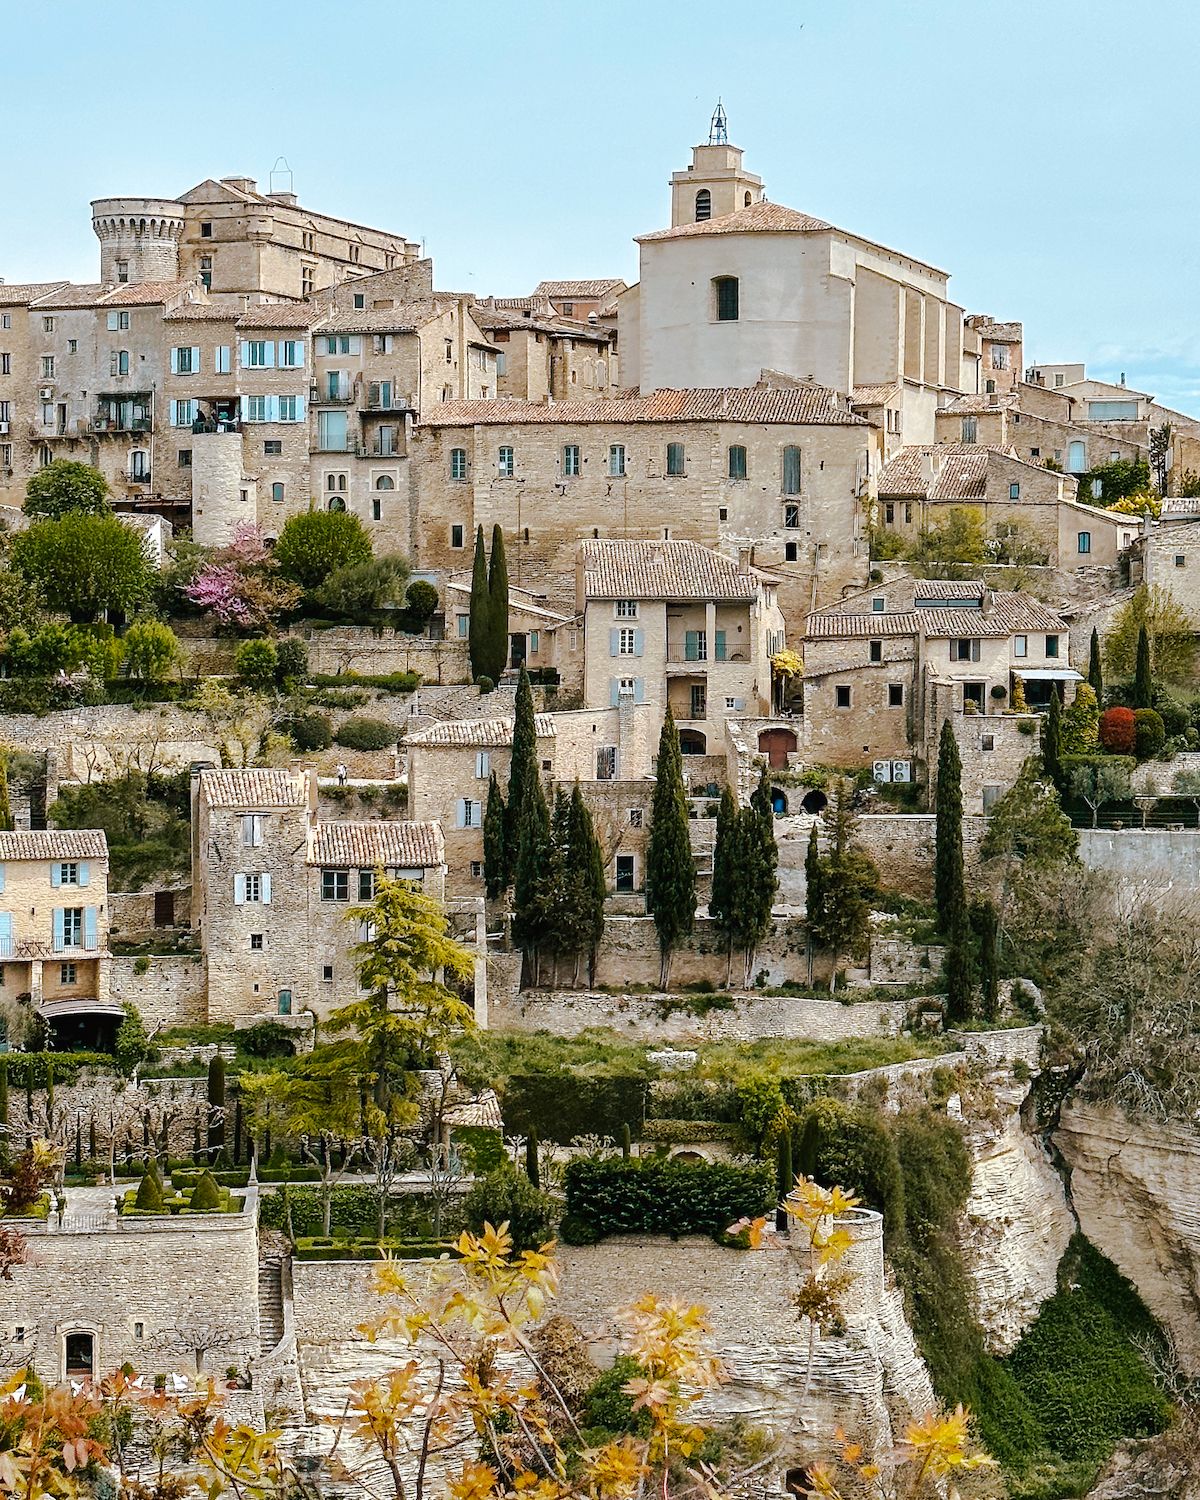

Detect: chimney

[980,586,994,618]
[737,546,753,574]
[919,452,935,491]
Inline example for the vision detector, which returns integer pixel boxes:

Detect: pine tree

[486,524,510,683]
[709,785,740,984]
[934,719,965,936]
[645,707,696,988]
[568,784,606,987]
[505,666,538,875]
[511,773,551,985]
[1134,623,1153,708]
[972,898,999,1022]
[1088,627,1104,703]
[1042,687,1064,793]
[0,753,14,834]
[483,773,507,898]
[467,525,490,684]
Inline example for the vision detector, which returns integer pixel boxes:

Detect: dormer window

[695,189,712,222]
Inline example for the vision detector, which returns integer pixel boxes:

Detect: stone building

[0,830,112,1047]
[934,384,1147,481]
[1131,517,1200,629]
[963,315,1023,396]
[876,443,1139,568]
[532,279,627,322]
[190,767,444,1024]
[576,537,785,754]
[803,578,1076,792]
[440,576,573,683]
[411,383,874,625]
[470,300,615,404]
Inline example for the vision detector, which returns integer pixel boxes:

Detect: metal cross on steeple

[708,99,728,145]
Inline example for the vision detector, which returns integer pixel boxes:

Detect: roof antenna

[268,155,294,196]
[708,99,728,145]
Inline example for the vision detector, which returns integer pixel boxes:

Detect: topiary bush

[288,711,332,752]
[562,1158,773,1243]
[463,1168,556,1252]
[134,1169,165,1212]
[334,716,396,751]
[1132,707,1165,761]
[1098,706,1136,755]
[189,1170,222,1211]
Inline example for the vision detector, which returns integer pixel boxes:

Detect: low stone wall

[1078,826,1200,889]
[288,627,471,684]
[869,931,944,985]
[949,1025,1043,1072]
[7,1072,209,1159]
[590,913,809,989]
[489,986,911,1043]
[109,955,208,1028]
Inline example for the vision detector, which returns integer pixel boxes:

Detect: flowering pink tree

[183,523,300,632]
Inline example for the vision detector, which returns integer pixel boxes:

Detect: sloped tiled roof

[582,539,759,601]
[318,299,445,334]
[38,282,196,309]
[808,593,1066,640]
[878,443,1014,497]
[0,830,108,860]
[421,385,866,428]
[235,301,323,329]
[199,768,307,808]
[851,383,901,406]
[163,304,236,323]
[0,282,68,306]
[470,306,612,343]
[407,714,555,748]
[534,279,626,299]
[807,612,925,640]
[638,201,834,242]
[309,821,444,868]
[937,392,1019,415]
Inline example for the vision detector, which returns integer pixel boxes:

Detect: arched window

[1067,440,1086,473]
[270,481,284,503]
[375,474,395,489]
[695,189,711,222]
[713,276,739,322]
[744,190,753,207]
[327,495,346,512]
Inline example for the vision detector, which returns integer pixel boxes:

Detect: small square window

[629,808,643,828]
[1031,447,1040,457]
[718,507,728,521]
[60,963,76,985]
[450,524,465,548]
[1176,555,1187,568]
[200,221,213,237]
[869,640,882,663]
[871,597,885,613]
[250,934,264,951]
[133,1322,144,1339]
[353,293,365,309]
[784,542,798,562]
[322,869,350,901]
[1046,635,1060,658]
[888,683,903,707]
[264,440,282,456]
[470,860,483,879]
[835,685,851,708]
[784,503,800,528]
[1009,482,1020,500]
[322,965,334,982]
[982,734,995,751]
[178,449,192,467]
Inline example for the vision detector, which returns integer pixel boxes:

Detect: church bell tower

[669,101,765,227]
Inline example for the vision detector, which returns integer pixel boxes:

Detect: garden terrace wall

[109,889,193,943]
[852,814,989,898]
[0,1189,260,1386]
[488,986,912,1043]
[109,954,208,1028]
[587,913,809,990]
[287,628,470,683]
[7,1072,209,1158]
[1077,826,1200,890]
[949,1024,1043,1072]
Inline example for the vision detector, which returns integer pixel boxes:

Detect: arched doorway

[800,789,828,815]
[678,729,707,756]
[770,786,789,816]
[64,1331,95,1381]
[758,727,797,769]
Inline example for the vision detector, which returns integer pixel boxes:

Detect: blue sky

[5,1,1199,410]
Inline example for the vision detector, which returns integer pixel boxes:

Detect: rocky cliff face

[1056,1101,1200,1374]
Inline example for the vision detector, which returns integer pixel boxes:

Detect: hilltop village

[0,110,1197,1500]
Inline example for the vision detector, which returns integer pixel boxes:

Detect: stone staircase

[258,1254,285,1355]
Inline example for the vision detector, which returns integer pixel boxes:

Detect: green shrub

[274,638,309,688]
[1132,707,1165,761]
[582,1356,651,1436]
[258,1184,459,1239]
[334,716,396,751]
[563,1158,773,1242]
[237,1021,296,1059]
[500,1074,650,1145]
[463,1168,556,1251]
[639,1120,739,1143]
[293,1238,458,1262]
[189,1170,223,1211]
[234,639,278,693]
[274,510,373,591]
[134,1169,165,1211]
[288,711,332,752]
[310,671,419,694]
[453,1125,505,1173]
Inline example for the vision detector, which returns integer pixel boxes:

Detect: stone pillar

[29,959,43,1007]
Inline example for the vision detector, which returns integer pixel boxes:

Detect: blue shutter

[634,678,646,704]
[0,862,5,893]
[191,346,201,372]
[169,348,179,375]
[239,341,251,368]
[610,680,620,707]
[455,800,467,828]
[53,908,65,951]
[685,631,699,662]
[295,394,306,421]
[264,341,276,368]
[715,631,727,662]
[261,874,272,903]
[609,629,620,658]
[265,395,279,423]
[0,912,10,957]
[233,873,246,905]
[633,629,644,658]
[84,907,97,949]
[50,863,61,888]
[78,862,89,888]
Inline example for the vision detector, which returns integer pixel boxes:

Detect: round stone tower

[91,197,186,284]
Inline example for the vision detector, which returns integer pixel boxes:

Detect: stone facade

[109,955,207,1028]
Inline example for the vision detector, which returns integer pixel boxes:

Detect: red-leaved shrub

[1098,706,1136,755]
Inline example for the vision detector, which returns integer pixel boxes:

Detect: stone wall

[1056,1101,1200,1374]
[109,955,208,1028]
[489,985,911,1043]
[589,913,809,989]
[109,889,193,943]
[0,1196,260,1384]
[1077,826,1200,889]
[853,814,989,898]
[7,1072,209,1159]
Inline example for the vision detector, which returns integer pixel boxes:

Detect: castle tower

[669,103,765,228]
[91,197,186,284]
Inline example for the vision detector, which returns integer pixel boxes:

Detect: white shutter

[170,348,179,375]
[191,346,201,371]
[471,800,483,825]
[233,873,246,906]
[609,628,620,658]
[455,800,467,829]
[239,341,251,368]
[261,873,272,903]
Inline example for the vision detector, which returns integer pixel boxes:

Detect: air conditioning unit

[39,386,54,401]
[873,760,893,783]
[892,760,912,783]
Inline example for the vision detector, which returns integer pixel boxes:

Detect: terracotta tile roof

[489,298,537,311]
[910,579,988,599]
[421,385,866,428]
[637,201,834,242]
[534,279,626,299]
[582,539,760,601]
[938,392,1019,415]
[235,301,323,329]
[199,768,307,808]
[807,612,924,640]
[318,299,445,334]
[851,383,900,406]
[471,306,612,343]
[808,591,1066,640]
[38,282,196,309]
[309,820,444,869]
[163,304,237,323]
[0,830,108,861]
[878,443,1013,497]
[0,282,68,306]
[407,714,555,748]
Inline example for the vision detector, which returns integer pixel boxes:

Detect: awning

[1013,667,1083,681]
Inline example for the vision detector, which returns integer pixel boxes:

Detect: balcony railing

[0,935,102,959]
[127,470,151,485]
[91,416,152,435]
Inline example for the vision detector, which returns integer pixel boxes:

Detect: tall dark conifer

[934,719,965,937]
[467,526,490,684]
[568,784,606,986]
[506,666,538,873]
[740,769,779,986]
[972,898,999,1022]
[1042,688,1064,793]
[1134,623,1153,709]
[511,774,551,984]
[645,707,696,988]
[1088,627,1104,703]
[710,785,740,983]
[482,772,507,898]
[486,524,510,682]
[804,822,823,984]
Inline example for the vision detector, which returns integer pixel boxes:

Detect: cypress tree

[486,524,510,683]
[511,774,551,984]
[1134,623,1153,708]
[568,784,606,987]
[943,910,976,1025]
[75,1114,82,1169]
[0,1061,7,1169]
[804,823,824,983]
[621,1122,632,1160]
[543,789,574,984]
[89,1115,96,1163]
[467,526,490,684]
[1042,687,1064,793]
[505,666,538,874]
[709,785,740,984]
[482,772,508,897]
[1088,627,1104,703]
[973,898,999,1022]
[740,769,779,987]
[233,1099,244,1166]
[796,1109,822,1180]
[46,1060,54,1119]
[207,1056,226,1160]
[0,753,13,834]
[645,707,696,989]
[775,1130,793,1233]
[934,720,965,936]
[525,1128,540,1189]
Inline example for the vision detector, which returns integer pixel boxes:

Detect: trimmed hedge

[334,716,396,750]
[258,1183,465,1240]
[2,1052,113,1087]
[453,1125,505,1172]
[639,1119,741,1143]
[562,1158,773,1242]
[294,1237,458,1262]
[501,1074,648,1145]
[311,671,419,695]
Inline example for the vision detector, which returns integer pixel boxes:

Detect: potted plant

[225,1365,240,1391]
